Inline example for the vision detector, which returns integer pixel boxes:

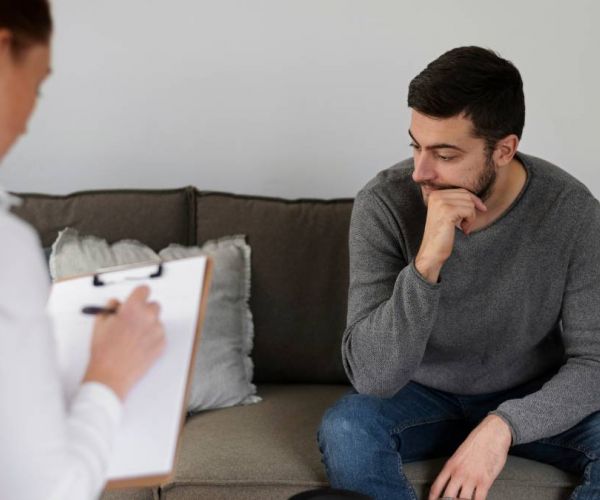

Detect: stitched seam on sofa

[14,188,353,205]
[164,477,576,489]
[12,187,193,199]
[195,190,354,205]
[162,479,328,488]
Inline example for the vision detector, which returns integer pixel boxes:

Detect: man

[318,46,600,500]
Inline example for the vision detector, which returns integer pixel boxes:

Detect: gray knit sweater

[342,152,600,445]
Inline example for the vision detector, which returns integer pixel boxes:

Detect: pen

[81,306,118,315]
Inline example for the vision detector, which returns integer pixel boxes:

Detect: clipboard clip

[93,263,163,287]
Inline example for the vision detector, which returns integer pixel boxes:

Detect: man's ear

[493,134,519,167]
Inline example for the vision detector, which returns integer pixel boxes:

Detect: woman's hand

[83,285,166,400]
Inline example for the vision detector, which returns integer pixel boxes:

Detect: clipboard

[47,256,213,489]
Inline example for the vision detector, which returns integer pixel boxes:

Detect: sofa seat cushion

[162,384,578,500]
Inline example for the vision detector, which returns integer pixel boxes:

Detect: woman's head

[0,0,52,160]
[0,0,52,58]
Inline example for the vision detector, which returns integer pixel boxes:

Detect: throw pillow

[50,228,159,279]
[49,227,260,412]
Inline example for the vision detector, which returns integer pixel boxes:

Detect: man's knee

[318,392,393,453]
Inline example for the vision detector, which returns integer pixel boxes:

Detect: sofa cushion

[161,384,577,500]
[195,192,353,384]
[12,188,195,251]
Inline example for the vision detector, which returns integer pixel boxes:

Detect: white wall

[1,0,599,198]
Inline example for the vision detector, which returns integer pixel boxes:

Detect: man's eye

[409,143,420,150]
[437,154,454,161]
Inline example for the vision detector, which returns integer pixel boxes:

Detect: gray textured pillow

[50,228,160,279]
[49,228,260,412]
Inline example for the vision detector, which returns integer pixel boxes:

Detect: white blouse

[0,192,122,500]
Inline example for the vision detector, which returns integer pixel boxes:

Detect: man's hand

[428,415,512,500]
[415,189,487,283]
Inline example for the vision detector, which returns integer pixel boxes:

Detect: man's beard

[472,155,497,202]
[419,155,497,203]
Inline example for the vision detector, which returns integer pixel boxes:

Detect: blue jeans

[318,376,600,500]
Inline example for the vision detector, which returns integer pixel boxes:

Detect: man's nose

[412,153,436,183]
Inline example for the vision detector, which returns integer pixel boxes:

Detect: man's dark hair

[0,0,52,58]
[407,46,525,154]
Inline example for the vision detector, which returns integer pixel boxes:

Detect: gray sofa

[12,187,578,499]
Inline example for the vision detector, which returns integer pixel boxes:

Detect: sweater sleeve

[342,188,442,397]
[492,197,600,445]
[0,213,122,500]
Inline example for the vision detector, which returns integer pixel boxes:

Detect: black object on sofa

[12,187,578,499]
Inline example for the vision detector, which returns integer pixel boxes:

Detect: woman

[0,2,166,499]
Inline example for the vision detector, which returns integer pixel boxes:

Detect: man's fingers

[455,191,487,213]
[470,194,488,212]
[441,476,462,499]
[449,188,487,212]
[458,206,478,234]
[459,219,470,234]
[474,484,488,500]
[430,188,487,212]
[458,483,476,499]
[428,470,451,500]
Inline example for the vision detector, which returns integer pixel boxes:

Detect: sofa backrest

[12,188,195,251]
[13,187,353,385]
[195,191,353,384]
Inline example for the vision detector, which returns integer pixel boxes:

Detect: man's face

[409,109,497,206]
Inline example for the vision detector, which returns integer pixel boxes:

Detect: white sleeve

[0,213,123,500]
